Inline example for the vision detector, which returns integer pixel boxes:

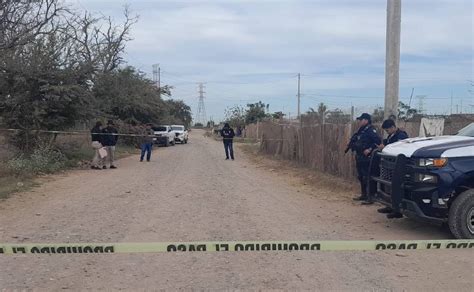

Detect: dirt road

[0,130,472,290]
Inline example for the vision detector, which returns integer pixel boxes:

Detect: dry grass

[0,167,37,199]
[239,143,358,200]
[0,142,139,199]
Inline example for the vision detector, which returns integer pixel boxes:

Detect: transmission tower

[416,95,426,115]
[196,83,207,125]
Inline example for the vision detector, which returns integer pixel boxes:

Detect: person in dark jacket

[90,121,104,170]
[377,119,409,218]
[221,123,235,160]
[140,123,154,162]
[351,113,382,203]
[102,120,119,169]
[378,119,409,150]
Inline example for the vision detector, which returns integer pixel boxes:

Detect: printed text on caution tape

[1,240,473,255]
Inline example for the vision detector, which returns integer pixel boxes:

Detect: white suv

[171,125,189,144]
[153,125,175,146]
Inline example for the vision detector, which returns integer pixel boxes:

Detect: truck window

[456,123,474,137]
[154,126,167,132]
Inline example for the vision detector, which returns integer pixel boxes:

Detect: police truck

[370,123,474,239]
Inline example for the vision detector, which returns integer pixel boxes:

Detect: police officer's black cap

[356,113,371,122]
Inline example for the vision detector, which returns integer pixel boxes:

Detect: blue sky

[71,0,473,121]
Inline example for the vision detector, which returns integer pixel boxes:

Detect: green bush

[7,144,66,175]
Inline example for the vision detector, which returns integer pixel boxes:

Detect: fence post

[256,121,259,142]
[321,123,325,172]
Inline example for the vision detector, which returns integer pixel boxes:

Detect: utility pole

[450,91,453,115]
[297,73,301,118]
[384,0,402,120]
[152,64,161,99]
[460,99,463,114]
[408,87,415,108]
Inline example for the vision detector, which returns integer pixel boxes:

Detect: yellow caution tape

[1,240,473,255]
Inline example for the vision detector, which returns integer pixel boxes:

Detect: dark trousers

[367,152,381,201]
[140,143,152,161]
[224,140,234,159]
[390,154,407,213]
[356,154,370,196]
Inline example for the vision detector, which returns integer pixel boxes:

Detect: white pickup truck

[171,125,189,144]
[153,125,176,147]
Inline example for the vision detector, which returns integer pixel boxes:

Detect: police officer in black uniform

[221,123,235,160]
[376,119,409,218]
[351,113,381,203]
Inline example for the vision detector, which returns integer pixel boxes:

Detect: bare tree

[0,0,65,51]
[64,6,138,75]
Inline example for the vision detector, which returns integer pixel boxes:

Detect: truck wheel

[171,140,175,146]
[448,189,474,239]
[165,138,169,147]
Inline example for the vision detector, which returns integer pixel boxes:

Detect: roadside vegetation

[0,140,139,199]
[0,1,191,198]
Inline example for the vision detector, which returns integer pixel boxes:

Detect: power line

[302,93,451,100]
[161,70,296,85]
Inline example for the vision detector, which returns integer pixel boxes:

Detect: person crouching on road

[140,123,154,162]
[376,119,409,218]
[221,123,235,160]
[352,113,381,204]
[90,121,104,170]
[101,120,119,169]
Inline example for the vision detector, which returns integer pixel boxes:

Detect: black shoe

[225,158,229,160]
[103,166,107,169]
[378,207,393,214]
[353,196,368,201]
[146,160,150,162]
[110,165,117,169]
[387,212,403,219]
[140,160,143,162]
[361,200,374,205]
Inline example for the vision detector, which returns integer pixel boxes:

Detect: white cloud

[68,0,473,118]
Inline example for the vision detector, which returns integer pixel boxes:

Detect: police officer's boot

[353,180,369,201]
[353,195,368,201]
[387,212,403,219]
[361,199,374,205]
